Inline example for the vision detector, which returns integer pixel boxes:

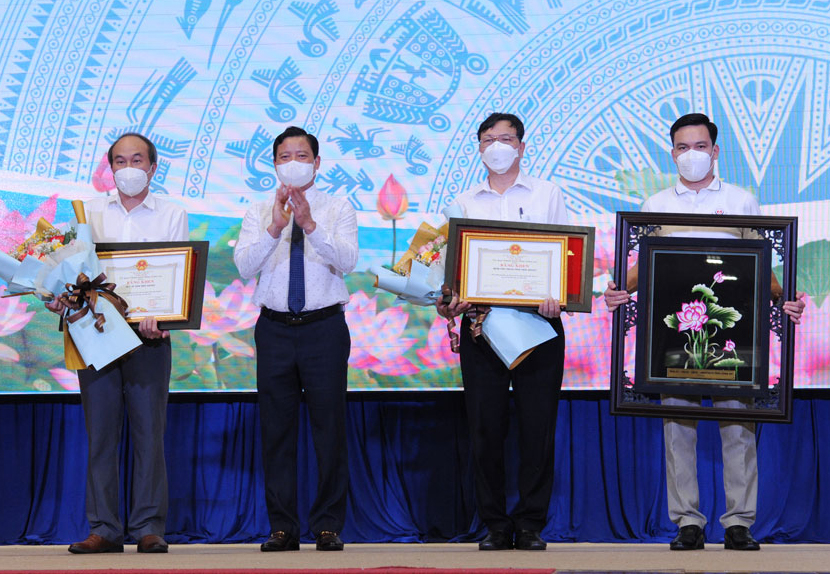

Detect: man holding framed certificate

[437,113,569,551]
[48,133,189,555]
[604,114,805,551]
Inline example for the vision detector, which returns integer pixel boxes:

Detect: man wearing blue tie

[234,126,358,552]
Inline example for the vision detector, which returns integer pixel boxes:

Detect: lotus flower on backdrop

[345,290,419,376]
[566,296,637,387]
[0,286,36,363]
[91,153,116,194]
[664,272,744,371]
[49,368,80,391]
[417,315,459,371]
[769,294,830,388]
[593,228,616,277]
[376,174,409,266]
[0,195,58,254]
[188,279,259,357]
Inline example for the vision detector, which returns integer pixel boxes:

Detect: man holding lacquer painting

[604,113,805,551]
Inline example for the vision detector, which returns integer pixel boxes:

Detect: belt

[261,303,343,326]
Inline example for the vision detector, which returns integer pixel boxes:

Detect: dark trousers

[77,338,171,542]
[255,310,350,537]
[459,315,565,533]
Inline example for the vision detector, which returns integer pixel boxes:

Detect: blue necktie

[287,219,305,314]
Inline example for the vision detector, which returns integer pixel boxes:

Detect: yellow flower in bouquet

[391,221,449,276]
[371,219,450,307]
[9,218,77,262]
[414,235,446,265]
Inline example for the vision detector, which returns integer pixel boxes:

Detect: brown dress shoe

[137,534,168,553]
[68,533,124,554]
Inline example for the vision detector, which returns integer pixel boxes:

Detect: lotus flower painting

[663,271,746,372]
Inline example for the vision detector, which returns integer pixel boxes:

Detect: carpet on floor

[0,568,557,574]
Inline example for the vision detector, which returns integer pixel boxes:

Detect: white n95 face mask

[481,141,519,174]
[276,160,315,187]
[113,167,150,197]
[676,149,713,182]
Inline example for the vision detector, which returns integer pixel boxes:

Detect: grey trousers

[662,395,757,529]
[77,338,171,542]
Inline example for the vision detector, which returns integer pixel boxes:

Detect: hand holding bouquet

[1,200,141,369]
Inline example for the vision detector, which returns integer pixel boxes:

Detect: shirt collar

[473,170,532,196]
[675,177,723,196]
[107,191,157,212]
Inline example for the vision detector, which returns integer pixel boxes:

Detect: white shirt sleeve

[233,203,281,280]
[305,200,359,274]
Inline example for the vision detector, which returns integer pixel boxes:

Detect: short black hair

[670,113,718,145]
[107,132,157,166]
[273,126,319,160]
[477,113,525,142]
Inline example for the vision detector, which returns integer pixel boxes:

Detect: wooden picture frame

[609,212,797,423]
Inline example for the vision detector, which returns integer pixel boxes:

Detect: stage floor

[1,543,829,572]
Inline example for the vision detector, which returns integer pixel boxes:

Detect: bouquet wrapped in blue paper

[372,204,558,370]
[0,200,141,369]
[371,220,448,307]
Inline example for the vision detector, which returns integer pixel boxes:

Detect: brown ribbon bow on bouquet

[58,272,130,333]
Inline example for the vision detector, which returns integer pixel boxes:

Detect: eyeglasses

[479,134,519,148]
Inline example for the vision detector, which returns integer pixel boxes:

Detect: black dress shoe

[137,534,168,553]
[68,533,124,554]
[670,525,704,550]
[724,525,760,550]
[515,529,546,551]
[261,531,300,552]
[478,529,513,551]
[316,531,344,551]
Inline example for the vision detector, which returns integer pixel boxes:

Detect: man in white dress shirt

[234,126,358,552]
[438,113,569,551]
[50,133,188,554]
[605,113,805,551]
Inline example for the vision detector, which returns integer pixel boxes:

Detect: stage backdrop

[1,0,830,393]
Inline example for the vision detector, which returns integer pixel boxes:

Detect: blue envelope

[480,307,558,370]
[66,296,142,370]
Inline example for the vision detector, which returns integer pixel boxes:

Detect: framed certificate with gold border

[95,241,209,330]
[444,218,595,312]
